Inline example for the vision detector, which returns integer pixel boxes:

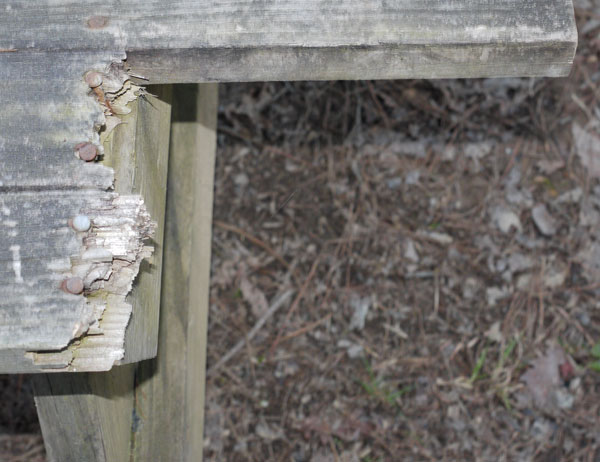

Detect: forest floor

[3,2,600,461]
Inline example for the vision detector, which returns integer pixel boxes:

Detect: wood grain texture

[0,51,119,189]
[131,83,218,461]
[0,50,118,370]
[0,191,153,372]
[0,50,158,372]
[33,365,135,462]
[0,0,577,81]
[103,86,172,364]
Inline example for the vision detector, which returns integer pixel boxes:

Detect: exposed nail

[84,71,103,88]
[70,215,91,232]
[87,16,108,29]
[74,142,98,162]
[61,277,84,295]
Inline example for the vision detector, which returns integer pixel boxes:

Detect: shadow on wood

[131,83,218,462]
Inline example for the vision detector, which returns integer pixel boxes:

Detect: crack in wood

[12,59,157,372]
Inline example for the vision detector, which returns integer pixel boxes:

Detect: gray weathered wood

[33,365,135,462]
[103,86,172,364]
[0,1,577,81]
[131,83,218,461]
[0,0,578,371]
[32,84,215,461]
[0,53,123,370]
[0,50,168,372]
[0,54,119,361]
[31,86,172,462]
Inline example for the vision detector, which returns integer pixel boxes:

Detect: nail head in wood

[70,215,91,232]
[62,277,84,295]
[87,16,108,29]
[84,71,103,88]
[74,142,98,162]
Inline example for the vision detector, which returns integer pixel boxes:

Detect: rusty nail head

[84,71,103,88]
[75,142,98,162]
[62,277,84,295]
[87,16,108,29]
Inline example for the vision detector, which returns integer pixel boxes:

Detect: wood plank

[0,48,167,371]
[31,85,173,462]
[0,191,153,372]
[103,86,172,364]
[130,83,218,461]
[33,365,135,462]
[0,0,577,81]
[0,53,129,368]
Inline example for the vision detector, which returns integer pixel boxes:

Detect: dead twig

[269,256,322,354]
[277,313,332,345]
[214,220,291,271]
[207,290,295,377]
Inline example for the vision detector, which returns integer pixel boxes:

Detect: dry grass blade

[214,220,291,270]
[207,289,294,376]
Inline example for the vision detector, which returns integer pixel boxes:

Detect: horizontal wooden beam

[0,0,577,81]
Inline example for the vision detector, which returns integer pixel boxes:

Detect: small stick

[214,220,290,270]
[498,137,524,184]
[207,290,294,376]
[269,256,321,354]
[277,313,332,344]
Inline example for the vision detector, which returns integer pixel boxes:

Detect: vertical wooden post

[32,88,173,462]
[131,83,218,461]
[32,366,135,462]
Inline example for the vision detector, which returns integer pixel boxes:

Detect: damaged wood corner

[26,60,165,372]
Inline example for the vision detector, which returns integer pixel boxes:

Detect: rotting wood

[26,193,154,371]
[0,51,157,372]
[0,1,578,82]
[31,86,172,462]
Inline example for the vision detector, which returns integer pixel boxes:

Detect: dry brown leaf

[520,344,569,409]
[240,277,268,317]
[572,123,600,178]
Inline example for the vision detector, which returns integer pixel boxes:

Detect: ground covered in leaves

[204,6,600,462]
[3,3,600,462]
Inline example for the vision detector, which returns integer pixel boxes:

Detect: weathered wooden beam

[130,83,217,461]
[0,1,577,81]
[30,86,172,462]
[0,51,144,373]
[0,53,171,372]
[104,86,172,364]
[33,365,136,462]
[0,0,578,372]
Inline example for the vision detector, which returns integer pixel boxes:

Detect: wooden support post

[131,84,218,461]
[32,366,135,462]
[32,88,173,462]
